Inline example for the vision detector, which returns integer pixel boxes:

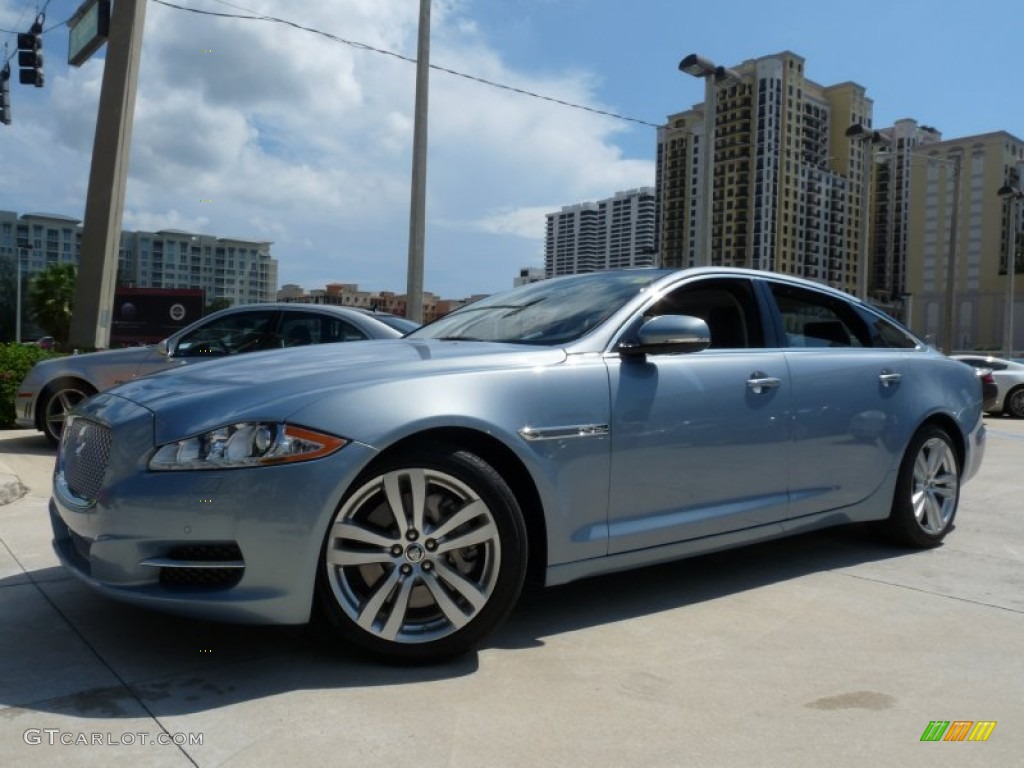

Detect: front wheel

[316,445,528,663]
[882,425,960,548]
[40,380,96,446]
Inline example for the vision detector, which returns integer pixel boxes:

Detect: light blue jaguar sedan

[50,268,986,663]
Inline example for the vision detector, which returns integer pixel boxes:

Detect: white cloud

[121,209,211,234]
[0,0,654,297]
[469,206,556,239]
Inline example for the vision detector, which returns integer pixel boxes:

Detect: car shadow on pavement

[0,523,920,722]
[0,565,481,722]
[493,523,920,649]
[0,430,55,457]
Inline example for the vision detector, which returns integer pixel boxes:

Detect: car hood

[103,339,569,439]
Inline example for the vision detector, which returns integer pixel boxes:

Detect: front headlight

[149,422,347,470]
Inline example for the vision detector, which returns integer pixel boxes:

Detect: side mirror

[158,339,171,357]
[618,315,711,357]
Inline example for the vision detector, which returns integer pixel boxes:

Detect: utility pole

[405,0,431,323]
[69,0,147,349]
[941,153,962,354]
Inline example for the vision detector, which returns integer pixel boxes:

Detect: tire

[1004,386,1024,419]
[883,425,960,548]
[316,444,528,664]
[39,380,96,446]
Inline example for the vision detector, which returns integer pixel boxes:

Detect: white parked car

[951,355,1024,417]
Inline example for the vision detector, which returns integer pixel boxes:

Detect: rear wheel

[882,425,960,548]
[1004,386,1024,418]
[317,444,527,663]
[39,380,96,446]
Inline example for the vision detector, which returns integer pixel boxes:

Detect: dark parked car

[974,367,999,413]
[51,268,985,663]
[15,303,418,444]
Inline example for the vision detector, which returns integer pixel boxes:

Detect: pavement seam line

[834,569,1024,615]
[0,534,201,767]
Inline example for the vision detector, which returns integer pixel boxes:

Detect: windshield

[409,270,670,345]
[373,314,421,334]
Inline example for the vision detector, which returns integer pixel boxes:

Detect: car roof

[163,302,417,344]
[201,302,411,322]
[952,354,1021,365]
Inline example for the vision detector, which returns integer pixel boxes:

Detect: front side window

[645,277,764,349]
[175,311,278,357]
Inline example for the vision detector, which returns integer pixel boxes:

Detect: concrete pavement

[1,422,1022,767]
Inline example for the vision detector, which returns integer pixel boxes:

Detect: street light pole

[679,54,740,269]
[941,153,962,354]
[405,0,431,324]
[15,247,23,343]
[845,124,889,300]
[900,292,914,329]
[997,183,1022,359]
[699,73,715,268]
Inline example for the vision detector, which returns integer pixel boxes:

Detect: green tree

[28,263,77,347]
[0,257,37,342]
[205,296,233,315]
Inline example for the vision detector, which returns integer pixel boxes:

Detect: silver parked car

[51,268,986,663]
[951,355,1024,417]
[15,303,418,444]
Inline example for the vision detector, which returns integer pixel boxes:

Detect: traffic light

[1,63,11,125]
[17,15,44,88]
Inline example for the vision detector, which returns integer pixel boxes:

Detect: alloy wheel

[324,466,503,645]
[911,436,959,535]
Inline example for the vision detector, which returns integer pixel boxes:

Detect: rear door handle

[879,370,902,388]
[747,372,781,395]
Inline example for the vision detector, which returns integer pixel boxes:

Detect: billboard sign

[110,288,205,345]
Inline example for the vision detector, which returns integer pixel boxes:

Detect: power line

[151,0,661,129]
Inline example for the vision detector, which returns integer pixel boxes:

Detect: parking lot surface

[1,420,1022,767]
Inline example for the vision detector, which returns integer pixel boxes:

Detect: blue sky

[2,0,1022,299]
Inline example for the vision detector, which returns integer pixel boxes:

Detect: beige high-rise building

[868,119,942,309]
[901,131,1024,350]
[657,51,873,295]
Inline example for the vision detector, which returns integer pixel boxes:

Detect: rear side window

[857,308,918,349]
[768,283,917,349]
[277,313,367,347]
[769,283,869,348]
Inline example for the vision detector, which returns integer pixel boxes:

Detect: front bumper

[50,394,376,625]
[13,391,37,429]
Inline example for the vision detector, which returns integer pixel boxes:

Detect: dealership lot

[1,421,1022,767]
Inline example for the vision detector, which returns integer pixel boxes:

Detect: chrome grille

[62,418,112,502]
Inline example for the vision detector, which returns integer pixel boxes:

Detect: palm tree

[28,263,76,347]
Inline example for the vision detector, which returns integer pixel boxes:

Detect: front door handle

[879,370,902,388]
[747,372,781,395]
